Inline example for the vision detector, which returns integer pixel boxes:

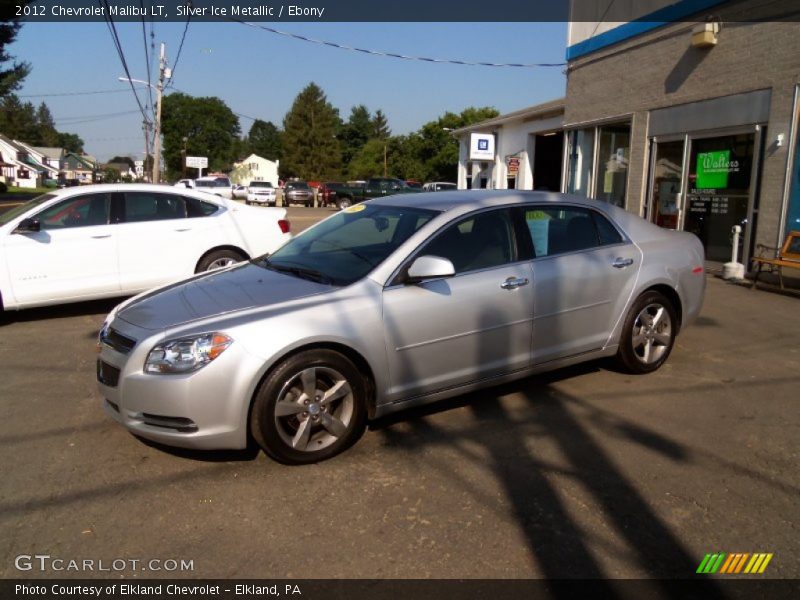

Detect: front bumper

[97,320,264,450]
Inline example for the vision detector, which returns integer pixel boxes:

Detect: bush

[0,181,7,193]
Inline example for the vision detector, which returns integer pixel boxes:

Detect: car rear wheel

[337,197,352,210]
[250,350,367,464]
[195,249,246,272]
[616,290,677,374]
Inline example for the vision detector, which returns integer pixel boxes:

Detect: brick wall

[564,19,800,249]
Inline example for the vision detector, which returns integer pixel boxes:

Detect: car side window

[36,194,110,230]
[420,209,517,274]
[524,206,601,257]
[185,197,220,218]
[124,192,187,222]
[593,211,624,245]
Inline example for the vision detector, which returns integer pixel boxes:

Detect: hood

[116,262,333,330]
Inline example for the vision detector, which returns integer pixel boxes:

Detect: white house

[231,154,279,187]
[16,142,61,181]
[0,134,38,188]
[453,99,565,192]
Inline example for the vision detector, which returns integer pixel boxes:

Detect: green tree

[109,155,135,169]
[347,138,389,180]
[372,109,390,140]
[58,132,84,154]
[36,102,60,146]
[161,92,241,178]
[102,166,121,183]
[339,105,372,168]
[247,119,283,161]
[281,82,342,180]
[0,2,31,98]
[0,94,37,141]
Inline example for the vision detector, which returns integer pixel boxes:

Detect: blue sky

[12,21,567,160]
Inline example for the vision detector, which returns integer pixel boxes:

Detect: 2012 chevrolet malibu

[97,191,705,464]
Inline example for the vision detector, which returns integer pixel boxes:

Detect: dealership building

[455,0,800,266]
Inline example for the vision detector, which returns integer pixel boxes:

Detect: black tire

[195,248,246,273]
[337,197,352,210]
[616,290,678,374]
[250,350,368,465]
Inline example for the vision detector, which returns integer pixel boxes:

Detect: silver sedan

[97,191,705,464]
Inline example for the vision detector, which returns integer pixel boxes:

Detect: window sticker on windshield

[344,204,366,213]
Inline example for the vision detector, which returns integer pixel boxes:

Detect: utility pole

[383,142,387,177]
[152,42,170,183]
[142,119,151,182]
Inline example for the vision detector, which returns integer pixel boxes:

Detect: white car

[232,184,249,200]
[0,184,292,311]
[246,181,277,206]
[174,179,195,189]
[194,176,233,199]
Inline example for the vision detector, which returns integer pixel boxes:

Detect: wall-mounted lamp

[691,21,720,48]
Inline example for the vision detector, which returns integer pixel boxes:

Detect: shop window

[595,123,631,208]
[566,129,594,197]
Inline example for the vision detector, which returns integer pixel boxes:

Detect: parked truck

[326,177,421,210]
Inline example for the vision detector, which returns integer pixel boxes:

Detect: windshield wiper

[254,258,334,285]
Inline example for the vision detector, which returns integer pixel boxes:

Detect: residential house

[15,142,62,182]
[63,152,97,184]
[0,134,38,188]
[231,154,280,187]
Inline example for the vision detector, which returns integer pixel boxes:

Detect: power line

[55,109,142,124]
[18,89,131,98]
[232,19,565,68]
[169,15,192,87]
[97,0,149,123]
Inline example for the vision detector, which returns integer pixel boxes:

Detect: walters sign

[696,150,740,189]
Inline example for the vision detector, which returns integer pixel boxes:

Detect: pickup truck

[326,177,421,210]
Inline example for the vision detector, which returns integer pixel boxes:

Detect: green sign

[696,150,734,189]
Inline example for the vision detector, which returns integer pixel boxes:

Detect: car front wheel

[337,197,352,210]
[250,350,367,464]
[616,290,677,374]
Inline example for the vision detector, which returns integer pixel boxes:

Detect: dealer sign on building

[469,133,495,161]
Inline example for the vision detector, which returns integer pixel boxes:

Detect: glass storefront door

[683,133,756,262]
[649,139,685,229]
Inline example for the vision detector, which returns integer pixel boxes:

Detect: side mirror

[13,217,40,234]
[406,255,455,283]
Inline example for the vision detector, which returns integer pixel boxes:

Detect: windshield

[0,193,57,226]
[258,204,438,286]
[288,182,309,190]
[250,182,273,188]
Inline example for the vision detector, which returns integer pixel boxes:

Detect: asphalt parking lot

[0,205,798,582]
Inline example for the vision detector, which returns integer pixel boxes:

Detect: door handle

[91,234,111,239]
[500,276,529,290]
[612,257,634,268]
[173,228,192,232]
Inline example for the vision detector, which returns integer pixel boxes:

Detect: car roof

[39,183,228,204]
[370,190,669,242]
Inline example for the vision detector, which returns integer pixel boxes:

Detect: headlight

[144,333,232,374]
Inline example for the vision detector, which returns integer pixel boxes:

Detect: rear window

[186,196,220,217]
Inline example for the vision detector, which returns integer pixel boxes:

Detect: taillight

[692,266,704,274]
[278,219,290,234]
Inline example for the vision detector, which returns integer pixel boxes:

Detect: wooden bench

[751,231,800,290]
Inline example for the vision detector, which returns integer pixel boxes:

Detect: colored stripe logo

[697,553,773,574]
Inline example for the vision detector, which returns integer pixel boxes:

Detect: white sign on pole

[185,156,208,169]
[469,133,495,160]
